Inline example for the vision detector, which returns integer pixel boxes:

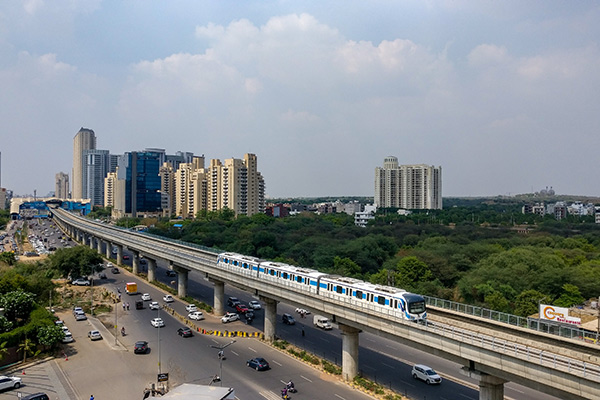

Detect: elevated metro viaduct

[52,207,600,400]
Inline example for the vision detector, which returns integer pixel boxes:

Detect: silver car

[0,375,22,391]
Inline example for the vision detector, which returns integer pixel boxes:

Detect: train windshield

[408,300,426,314]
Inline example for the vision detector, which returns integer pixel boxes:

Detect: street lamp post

[211,340,236,386]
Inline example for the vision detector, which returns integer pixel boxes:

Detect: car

[149,302,160,310]
[135,300,144,310]
[106,262,114,268]
[134,341,149,354]
[111,267,119,274]
[227,297,240,307]
[246,357,270,371]
[61,326,71,335]
[166,270,177,277]
[412,364,442,384]
[71,278,90,286]
[221,312,239,323]
[151,318,165,328]
[282,313,296,325]
[163,295,174,303]
[244,311,255,321]
[72,306,83,315]
[235,304,249,314]
[141,293,152,301]
[123,255,130,260]
[248,300,262,310]
[177,327,193,337]
[99,272,107,279]
[88,330,102,341]
[185,304,198,313]
[55,320,64,326]
[0,375,22,390]
[22,392,50,400]
[188,311,205,321]
[61,333,74,343]
[75,311,87,321]
[139,258,147,265]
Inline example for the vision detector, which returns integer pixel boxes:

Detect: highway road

[123,249,563,400]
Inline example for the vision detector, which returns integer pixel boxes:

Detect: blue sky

[1,1,599,198]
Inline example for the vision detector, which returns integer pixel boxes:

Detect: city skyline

[1,2,599,198]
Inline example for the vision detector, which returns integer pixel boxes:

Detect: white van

[411,364,442,384]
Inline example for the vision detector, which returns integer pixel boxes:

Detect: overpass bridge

[50,208,600,400]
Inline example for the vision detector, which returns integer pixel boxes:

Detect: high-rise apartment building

[174,157,206,218]
[374,157,442,210]
[207,153,265,216]
[104,172,117,208]
[72,128,96,199]
[55,172,70,199]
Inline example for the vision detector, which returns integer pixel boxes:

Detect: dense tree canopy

[140,199,600,317]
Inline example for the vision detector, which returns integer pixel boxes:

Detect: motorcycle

[121,328,126,336]
[286,382,297,393]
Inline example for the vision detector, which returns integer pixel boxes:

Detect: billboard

[539,304,581,326]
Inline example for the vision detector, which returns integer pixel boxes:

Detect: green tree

[0,316,12,333]
[0,252,17,266]
[331,256,362,278]
[18,337,39,363]
[0,341,8,362]
[47,246,103,279]
[554,284,585,307]
[0,290,35,322]
[37,325,64,348]
[395,256,433,287]
[514,289,552,317]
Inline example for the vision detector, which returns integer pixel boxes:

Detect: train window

[336,285,343,294]
[355,290,363,300]
[377,296,386,305]
[283,272,289,280]
[269,269,275,276]
[242,263,248,269]
[393,299,397,308]
[296,276,302,283]
[233,260,238,266]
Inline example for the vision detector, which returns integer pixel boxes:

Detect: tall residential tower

[374,157,442,210]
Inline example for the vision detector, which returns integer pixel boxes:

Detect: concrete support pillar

[174,266,188,298]
[339,324,361,381]
[105,241,112,259]
[132,250,140,275]
[116,245,123,265]
[88,235,95,250]
[262,297,278,342]
[96,237,102,253]
[147,258,156,282]
[211,279,225,316]
[461,367,506,400]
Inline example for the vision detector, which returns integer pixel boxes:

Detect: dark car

[22,393,49,400]
[134,341,149,354]
[135,300,144,310]
[227,297,240,307]
[123,255,130,260]
[247,357,270,371]
[111,267,119,274]
[177,327,193,338]
[99,272,107,279]
[166,270,177,277]
[282,313,296,325]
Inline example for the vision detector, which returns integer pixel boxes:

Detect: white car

[221,312,239,323]
[61,326,71,335]
[141,293,151,301]
[88,330,102,341]
[188,311,204,321]
[0,375,22,391]
[185,304,198,313]
[61,332,74,343]
[72,278,91,286]
[163,295,174,303]
[151,317,165,328]
[149,302,160,310]
[295,307,311,315]
[412,364,442,384]
[249,300,262,310]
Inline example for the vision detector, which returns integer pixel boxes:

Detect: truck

[126,282,138,295]
[313,315,333,330]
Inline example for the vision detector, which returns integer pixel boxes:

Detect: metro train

[216,252,427,321]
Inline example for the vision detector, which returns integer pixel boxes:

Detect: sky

[1,1,599,198]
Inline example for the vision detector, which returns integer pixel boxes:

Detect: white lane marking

[248,346,257,353]
[334,394,347,400]
[300,375,312,382]
[382,362,394,368]
[230,350,239,356]
[272,360,282,366]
